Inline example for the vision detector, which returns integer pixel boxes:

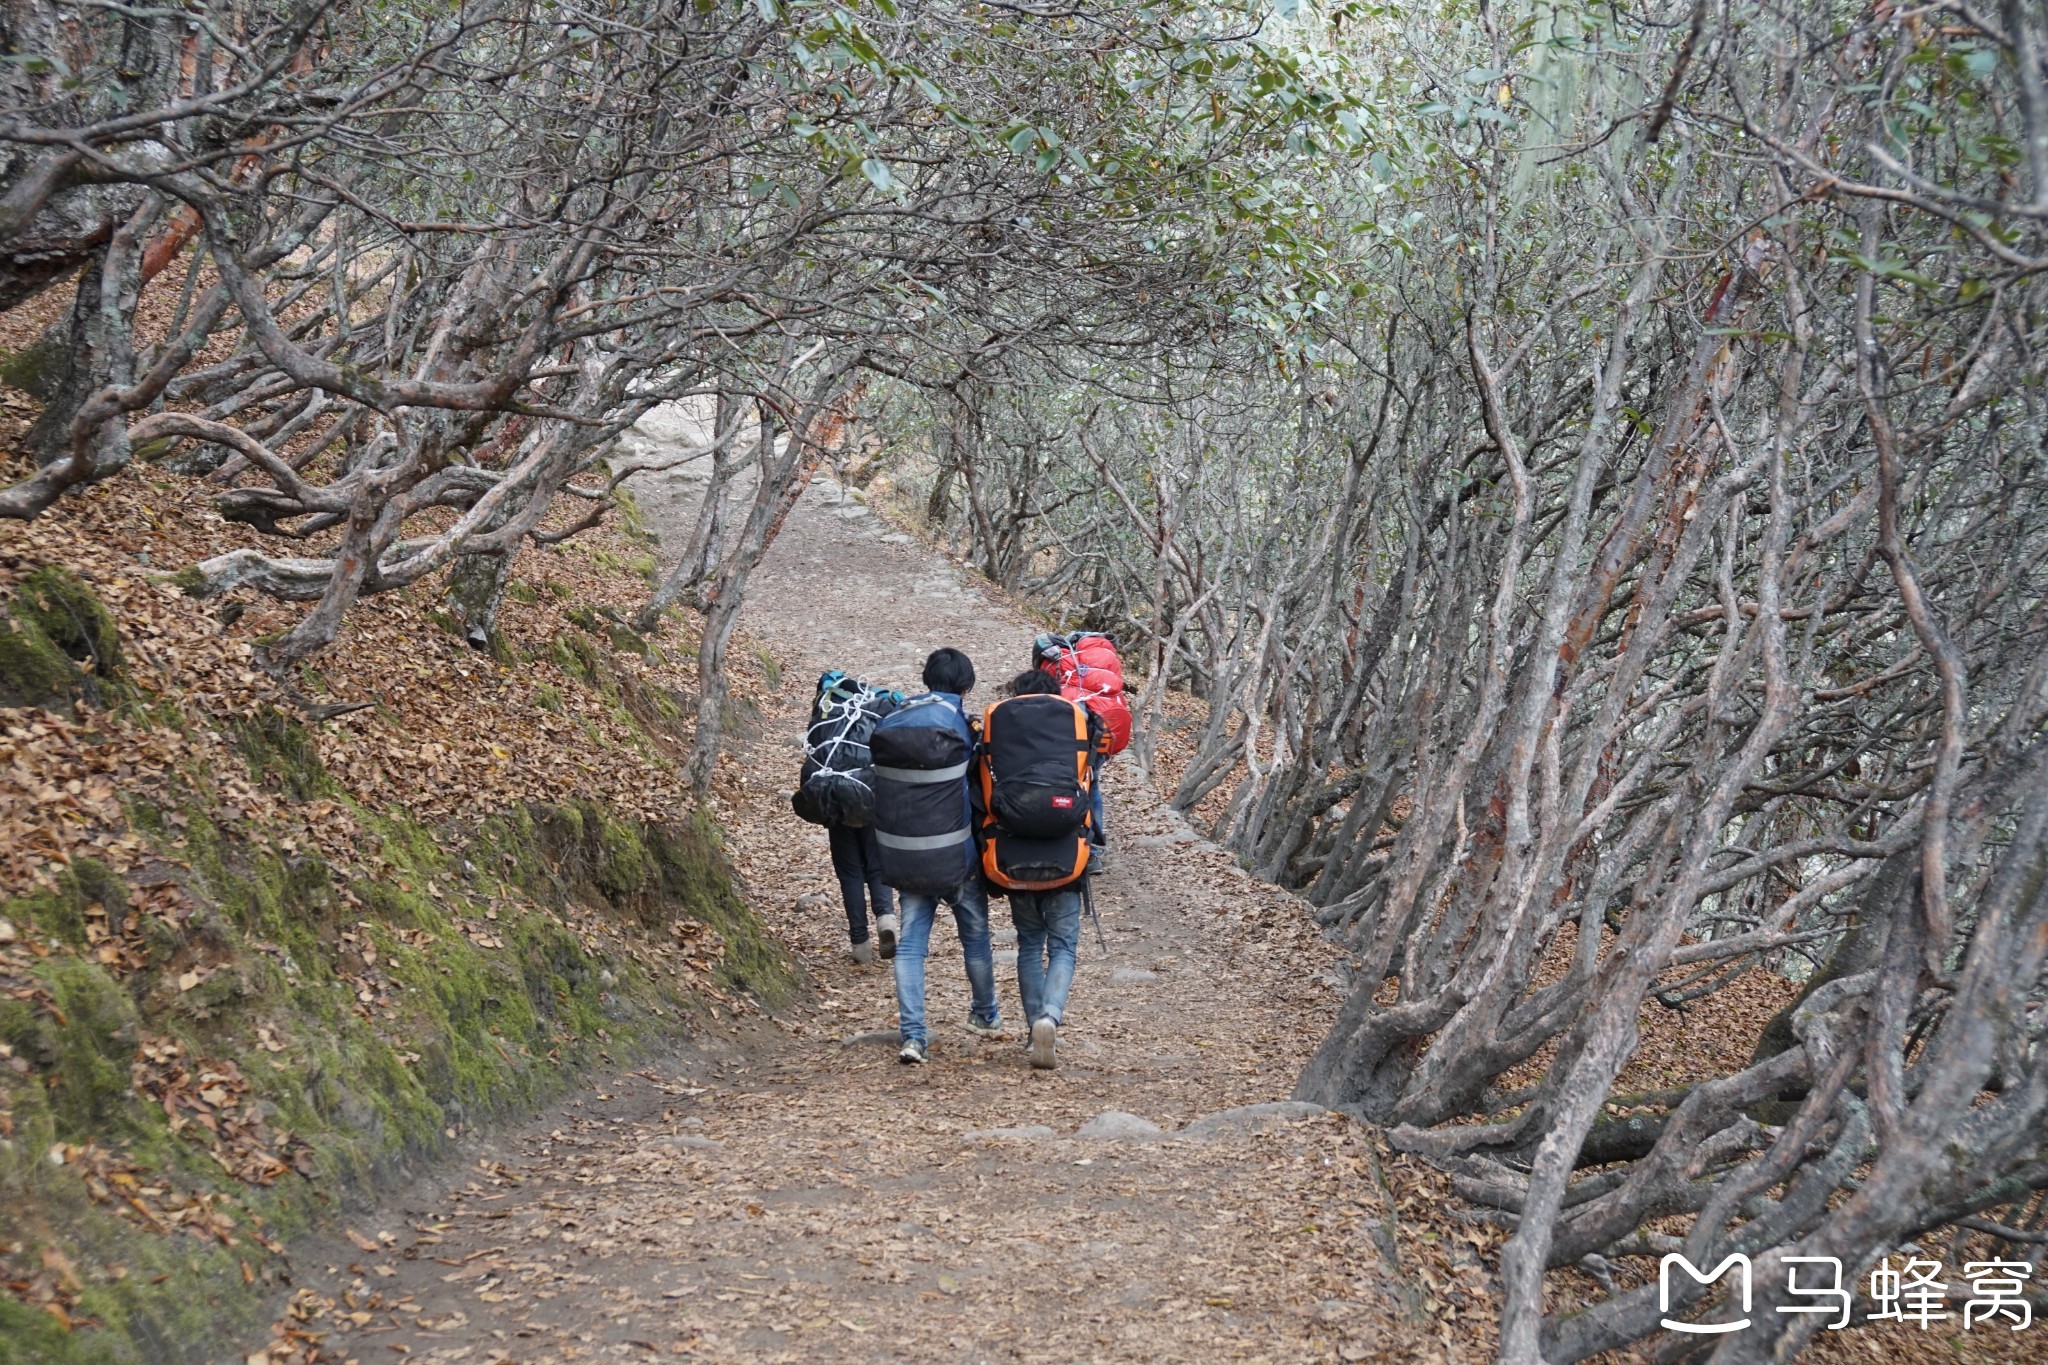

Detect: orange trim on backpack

[982,837,1090,892]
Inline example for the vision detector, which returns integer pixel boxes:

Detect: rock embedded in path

[1075,1110,1163,1141]
[962,1125,1056,1143]
[645,1133,725,1154]
[841,1029,899,1047]
[1179,1101,1327,1142]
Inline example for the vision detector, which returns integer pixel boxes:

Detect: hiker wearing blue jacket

[869,647,1001,1064]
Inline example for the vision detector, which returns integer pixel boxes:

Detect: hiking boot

[850,939,876,965]
[875,914,899,960]
[965,1015,1005,1039]
[898,1038,928,1065]
[1028,1017,1058,1070]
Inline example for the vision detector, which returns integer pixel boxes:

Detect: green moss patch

[0,333,67,401]
[3,857,129,952]
[564,604,652,660]
[547,631,605,687]
[1,737,789,1362]
[227,707,333,802]
[0,568,123,712]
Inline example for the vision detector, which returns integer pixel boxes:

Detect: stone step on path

[957,1098,1333,1148]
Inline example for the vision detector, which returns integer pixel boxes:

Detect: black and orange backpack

[976,693,1097,891]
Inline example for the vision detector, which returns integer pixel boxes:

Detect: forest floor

[251,439,1484,1364]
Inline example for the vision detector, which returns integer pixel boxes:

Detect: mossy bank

[0,578,794,1364]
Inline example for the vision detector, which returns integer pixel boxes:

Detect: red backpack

[1033,632,1132,757]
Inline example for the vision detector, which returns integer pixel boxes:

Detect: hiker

[1032,632,1129,851]
[790,671,902,963]
[870,647,1001,1064]
[830,823,893,964]
[978,668,1102,1071]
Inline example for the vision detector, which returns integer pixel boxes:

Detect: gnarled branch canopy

[0,0,1322,669]
[892,2,2048,1358]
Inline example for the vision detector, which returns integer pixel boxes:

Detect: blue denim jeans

[1010,886,1083,1027]
[893,877,999,1044]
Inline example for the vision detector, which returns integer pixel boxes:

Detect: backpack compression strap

[874,828,971,850]
[873,761,970,783]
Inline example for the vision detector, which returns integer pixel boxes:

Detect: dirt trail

[269,456,1428,1363]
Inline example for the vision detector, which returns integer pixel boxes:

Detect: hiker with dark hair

[1006,668,1065,697]
[977,668,1103,1071]
[869,647,1001,1064]
[921,646,975,696]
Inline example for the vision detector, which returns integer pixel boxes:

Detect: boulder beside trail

[1076,1110,1163,1141]
[1180,1101,1326,1142]
[963,1125,1056,1142]
[841,1029,900,1047]
[645,1133,725,1153]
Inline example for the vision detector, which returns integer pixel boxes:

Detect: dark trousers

[828,823,894,945]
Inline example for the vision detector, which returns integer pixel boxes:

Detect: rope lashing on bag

[793,670,903,828]
[804,679,896,783]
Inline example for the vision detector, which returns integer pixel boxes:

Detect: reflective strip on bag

[874,828,972,851]
[873,762,970,784]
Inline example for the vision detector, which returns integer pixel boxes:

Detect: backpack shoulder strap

[1068,697,1092,784]
[897,692,969,734]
